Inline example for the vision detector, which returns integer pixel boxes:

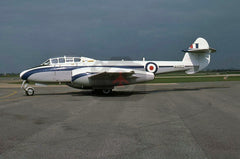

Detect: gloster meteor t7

[20,37,216,95]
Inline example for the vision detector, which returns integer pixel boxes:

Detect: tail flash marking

[196,43,199,49]
[189,43,199,49]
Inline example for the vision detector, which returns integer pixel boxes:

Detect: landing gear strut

[21,80,35,96]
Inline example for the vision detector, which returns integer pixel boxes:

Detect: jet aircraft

[20,37,216,95]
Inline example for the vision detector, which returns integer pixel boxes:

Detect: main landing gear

[93,89,113,95]
[102,89,112,95]
[21,80,35,96]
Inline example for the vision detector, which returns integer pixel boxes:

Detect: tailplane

[182,37,216,74]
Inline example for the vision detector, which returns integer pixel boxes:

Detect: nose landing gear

[25,87,35,96]
[21,80,35,96]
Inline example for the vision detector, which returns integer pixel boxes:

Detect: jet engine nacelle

[69,67,154,89]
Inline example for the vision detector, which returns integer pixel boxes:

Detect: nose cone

[20,70,29,80]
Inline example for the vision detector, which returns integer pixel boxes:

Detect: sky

[0,0,239,73]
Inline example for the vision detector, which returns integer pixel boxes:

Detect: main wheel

[25,87,34,96]
[101,89,112,95]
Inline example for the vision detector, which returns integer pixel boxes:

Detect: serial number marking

[174,65,185,68]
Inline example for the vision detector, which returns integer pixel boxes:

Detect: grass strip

[148,76,240,83]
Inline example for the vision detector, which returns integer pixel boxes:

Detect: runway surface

[0,82,240,159]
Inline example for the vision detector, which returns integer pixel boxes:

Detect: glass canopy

[41,57,81,66]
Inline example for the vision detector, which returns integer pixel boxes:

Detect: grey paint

[0,82,240,158]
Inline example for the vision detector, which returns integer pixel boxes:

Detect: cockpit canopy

[41,56,95,66]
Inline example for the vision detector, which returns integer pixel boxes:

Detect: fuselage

[20,56,190,85]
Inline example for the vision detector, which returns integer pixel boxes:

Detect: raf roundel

[145,62,158,74]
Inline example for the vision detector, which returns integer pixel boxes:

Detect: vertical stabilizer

[182,37,215,74]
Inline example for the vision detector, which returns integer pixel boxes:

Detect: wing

[89,70,137,86]
[71,67,154,86]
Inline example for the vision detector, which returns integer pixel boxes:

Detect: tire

[101,89,112,95]
[25,87,34,96]
[93,89,112,95]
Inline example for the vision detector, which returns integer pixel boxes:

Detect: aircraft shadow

[35,86,228,97]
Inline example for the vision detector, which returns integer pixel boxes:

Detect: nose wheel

[25,87,35,96]
[21,80,35,96]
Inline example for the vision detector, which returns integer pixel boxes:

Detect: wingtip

[209,48,216,53]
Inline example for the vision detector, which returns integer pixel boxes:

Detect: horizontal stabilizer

[182,48,216,53]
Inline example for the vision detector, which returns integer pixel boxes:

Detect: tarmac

[0,81,240,159]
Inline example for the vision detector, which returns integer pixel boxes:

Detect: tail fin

[182,37,216,74]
